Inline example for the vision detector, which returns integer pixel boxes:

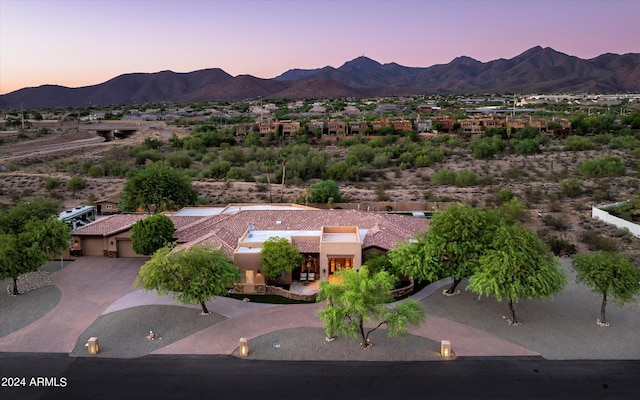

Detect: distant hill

[2,46,639,109]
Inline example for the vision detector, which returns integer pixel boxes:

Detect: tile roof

[72,214,147,236]
[72,208,428,256]
[72,214,206,237]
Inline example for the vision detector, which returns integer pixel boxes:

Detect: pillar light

[239,337,249,357]
[88,337,99,354]
[441,340,451,358]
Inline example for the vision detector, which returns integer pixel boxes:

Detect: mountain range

[2,46,639,110]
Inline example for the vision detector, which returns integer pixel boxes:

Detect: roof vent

[248,224,255,231]
[276,220,282,225]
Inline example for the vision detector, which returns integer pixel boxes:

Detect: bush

[543,233,577,256]
[497,188,514,205]
[167,151,192,169]
[564,135,594,151]
[44,178,61,190]
[225,167,254,182]
[542,214,570,231]
[88,165,104,177]
[67,176,86,192]
[577,155,626,177]
[470,136,503,159]
[454,170,479,186]
[430,168,457,185]
[559,178,582,198]
[580,231,618,252]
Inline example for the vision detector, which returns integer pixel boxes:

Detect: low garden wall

[592,201,640,238]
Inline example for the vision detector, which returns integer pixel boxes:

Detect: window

[105,204,112,209]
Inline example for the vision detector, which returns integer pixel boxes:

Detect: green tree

[130,215,175,256]
[121,162,198,213]
[572,251,640,326]
[0,199,70,295]
[311,180,342,203]
[135,244,241,314]
[389,204,502,295]
[468,223,566,325]
[260,237,303,283]
[317,266,425,347]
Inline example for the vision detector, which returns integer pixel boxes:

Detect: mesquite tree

[572,251,640,326]
[317,266,425,348]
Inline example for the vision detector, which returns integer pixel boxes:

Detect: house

[432,116,454,133]
[349,121,368,135]
[234,123,257,136]
[95,198,121,215]
[281,120,301,137]
[327,120,346,136]
[70,204,428,293]
[459,119,482,135]
[389,118,413,132]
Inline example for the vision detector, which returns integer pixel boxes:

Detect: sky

[1,0,639,94]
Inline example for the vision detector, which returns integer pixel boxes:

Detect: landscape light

[239,337,249,357]
[88,337,99,354]
[441,340,451,358]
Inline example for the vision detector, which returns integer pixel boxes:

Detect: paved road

[1,353,638,400]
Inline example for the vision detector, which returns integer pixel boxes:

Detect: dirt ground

[1,121,639,261]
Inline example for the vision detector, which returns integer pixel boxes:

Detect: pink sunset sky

[1,0,639,95]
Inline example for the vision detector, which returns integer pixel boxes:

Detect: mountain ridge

[2,46,639,109]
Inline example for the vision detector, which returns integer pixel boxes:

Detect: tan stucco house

[71,204,428,293]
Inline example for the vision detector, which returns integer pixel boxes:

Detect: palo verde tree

[121,162,198,213]
[260,237,303,283]
[135,244,241,315]
[388,204,503,295]
[0,198,70,295]
[130,214,175,256]
[317,266,425,348]
[467,223,566,325]
[572,251,640,326]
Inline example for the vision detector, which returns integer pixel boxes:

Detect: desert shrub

[580,230,618,252]
[88,165,105,177]
[512,138,541,155]
[371,153,391,169]
[430,168,457,185]
[609,135,638,150]
[564,135,594,151]
[559,177,582,197]
[540,232,577,256]
[470,136,503,159]
[225,167,254,182]
[142,137,161,149]
[577,155,625,177]
[167,151,192,169]
[44,177,61,190]
[497,188,514,205]
[542,214,570,231]
[67,176,86,192]
[498,198,528,222]
[454,170,479,186]
[135,149,163,165]
[204,160,232,179]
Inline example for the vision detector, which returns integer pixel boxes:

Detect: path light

[440,340,451,358]
[88,337,99,354]
[239,337,249,357]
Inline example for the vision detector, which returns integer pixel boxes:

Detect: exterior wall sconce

[88,337,99,354]
[239,337,249,357]
[441,340,451,358]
